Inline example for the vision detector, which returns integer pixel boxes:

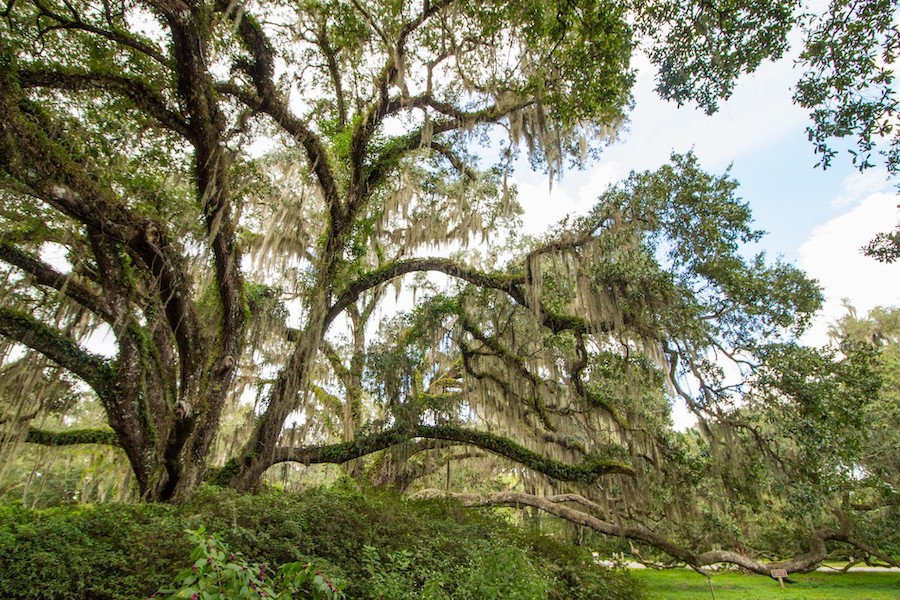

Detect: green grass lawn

[633,569,900,599]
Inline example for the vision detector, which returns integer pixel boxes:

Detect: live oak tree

[0,0,897,573]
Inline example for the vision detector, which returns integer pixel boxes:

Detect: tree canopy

[0,0,897,574]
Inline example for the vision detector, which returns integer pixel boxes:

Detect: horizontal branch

[0,307,116,396]
[25,427,120,446]
[271,424,633,483]
[413,491,898,576]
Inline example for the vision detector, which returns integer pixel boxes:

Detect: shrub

[0,484,644,599]
[154,527,344,599]
[0,501,187,599]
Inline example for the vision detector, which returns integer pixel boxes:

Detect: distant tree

[0,0,897,574]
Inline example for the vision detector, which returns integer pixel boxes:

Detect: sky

[513,53,900,349]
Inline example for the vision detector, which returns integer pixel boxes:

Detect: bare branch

[412,490,897,576]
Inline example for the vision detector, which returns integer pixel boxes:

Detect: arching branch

[18,69,191,139]
[326,257,525,327]
[325,254,610,337]
[270,423,633,482]
[0,307,116,396]
[0,237,114,322]
[413,490,900,576]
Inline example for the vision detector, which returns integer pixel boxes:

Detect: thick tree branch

[270,423,633,482]
[0,307,116,395]
[154,0,244,374]
[19,69,191,139]
[411,490,897,576]
[0,237,113,321]
[24,426,120,446]
[321,340,351,382]
[326,257,526,327]
[0,74,201,372]
[325,254,600,337]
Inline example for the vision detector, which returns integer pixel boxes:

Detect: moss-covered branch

[0,307,116,396]
[25,427,120,446]
[271,423,633,482]
[0,55,201,376]
[326,258,526,327]
[19,69,191,139]
[0,236,114,322]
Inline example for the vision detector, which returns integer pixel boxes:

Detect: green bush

[455,543,551,599]
[155,527,344,599]
[0,484,643,599]
[0,501,187,599]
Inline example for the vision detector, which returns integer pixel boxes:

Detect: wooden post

[706,574,718,600]
[771,568,788,589]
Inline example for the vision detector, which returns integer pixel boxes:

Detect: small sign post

[771,569,788,589]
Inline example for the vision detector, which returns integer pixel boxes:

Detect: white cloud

[600,53,807,174]
[828,170,891,208]
[514,177,583,236]
[512,52,813,239]
[799,188,900,346]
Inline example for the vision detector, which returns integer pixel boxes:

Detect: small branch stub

[173,400,192,421]
[216,354,235,373]
[143,222,161,247]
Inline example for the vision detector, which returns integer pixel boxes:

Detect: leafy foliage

[155,527,343,600]
[0,0,897,580]
[0,484,641,600]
